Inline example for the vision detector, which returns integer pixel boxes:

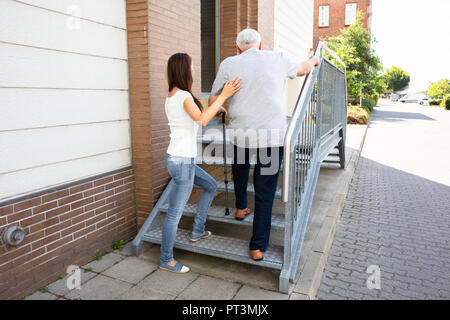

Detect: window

[318,6,330,27]
[201,0,220,93]
[345,3,357,26]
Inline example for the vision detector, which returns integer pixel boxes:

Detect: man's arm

[297,56,320,77]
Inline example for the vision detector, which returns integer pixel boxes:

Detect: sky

[371,0,450,93]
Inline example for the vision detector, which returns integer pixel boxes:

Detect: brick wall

[220,0,258,61]
[313,0,372,47]
[0,168,137,300]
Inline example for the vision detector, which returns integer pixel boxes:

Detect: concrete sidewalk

[25,125,368,300]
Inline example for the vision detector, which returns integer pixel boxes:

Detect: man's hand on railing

[311,56,320,67]
[297,56,320,77]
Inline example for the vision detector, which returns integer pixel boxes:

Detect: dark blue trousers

[232,145,284,252]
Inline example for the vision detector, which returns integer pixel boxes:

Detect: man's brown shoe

[235,208,251,221]
[249,249,264,261]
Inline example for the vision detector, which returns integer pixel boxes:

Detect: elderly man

[209,28,320,261]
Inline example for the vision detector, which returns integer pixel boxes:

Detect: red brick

[20,213,45,228]
[93,176,114,187]
[94,190,114,201]
[83,186,105,198]
[13,197,41,212]
[0,205,13,217]
[58,193,83,206]
[42,189,70,203]
[59,207,83,223]
[32,201,57,215]
[46,235,72,252]
[7,209,32,223]
[69,182,93,195]
[45,205,70,219]
[61,222,85,238]
[45,220,71,237]
[70,197,94,210]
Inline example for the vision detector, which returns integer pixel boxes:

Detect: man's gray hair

[236,28,262,50]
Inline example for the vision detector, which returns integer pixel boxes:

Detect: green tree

[325,12,386,108]
[384,66,410,92]
[427,78,450,99]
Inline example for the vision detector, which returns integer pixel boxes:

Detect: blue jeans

[232,146,284,252]
[161,153,218,263]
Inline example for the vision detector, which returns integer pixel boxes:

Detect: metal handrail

[282,42,346,202]
[279,42,347,292]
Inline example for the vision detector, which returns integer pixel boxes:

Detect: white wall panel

[0,43,129,89]
[0,150,131,200]
[0,88,130,131]
[274,0,314,116]
[0,0,131,201]
[15,0,127,29]
[0,121,131,174]
[0,0,128,59]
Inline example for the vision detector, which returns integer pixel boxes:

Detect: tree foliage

[325,12,386,106]
[427,78,450,99]
[384,66,410,92]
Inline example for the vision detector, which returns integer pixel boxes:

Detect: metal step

[212,180,283,199]
[159,202,285,230]
[143,227,283,270]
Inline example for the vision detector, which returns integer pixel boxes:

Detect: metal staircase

[132,42,347,293]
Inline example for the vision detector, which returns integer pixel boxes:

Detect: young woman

[160,53,241,273]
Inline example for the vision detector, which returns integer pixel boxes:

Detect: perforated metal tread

[212,180,283,199]
[143,227,283,270]
[159,202,285,230]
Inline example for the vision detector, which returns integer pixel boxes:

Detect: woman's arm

[184,77,241,127]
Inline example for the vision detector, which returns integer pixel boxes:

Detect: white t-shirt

[211,48,298,148]
[165,90,199,158]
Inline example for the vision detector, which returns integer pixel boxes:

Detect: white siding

[0,0,131,201]
[274,0,314,116]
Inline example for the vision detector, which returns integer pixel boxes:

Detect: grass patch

[347,104,371,124]
[83,268,93,273]
[112,239,126,252]
[94,253,102,261]
[39,287,49,293]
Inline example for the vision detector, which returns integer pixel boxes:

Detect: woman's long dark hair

[167,53,203,111]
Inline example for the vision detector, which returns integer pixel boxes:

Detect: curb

[292,123,370,299]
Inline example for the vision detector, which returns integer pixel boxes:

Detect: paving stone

[114,242,151,257]
[233,286,289,300]
[26,291,58,300]
[290,292,310,300]
[176,275,241,300]
[137,269,199,296]
[102,257,157,284]
[118,286,177,300]
[64,275,132,300]
[82,252,123,273]
[141,245,280,291]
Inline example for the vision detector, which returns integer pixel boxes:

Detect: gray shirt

[211,48,298,148]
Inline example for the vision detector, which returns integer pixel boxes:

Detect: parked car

[418,97,430,106]
[391,94,399,101]
[399,95,419,103]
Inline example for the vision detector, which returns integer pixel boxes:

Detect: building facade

[0,0,313,299]
[313,0,372,47]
